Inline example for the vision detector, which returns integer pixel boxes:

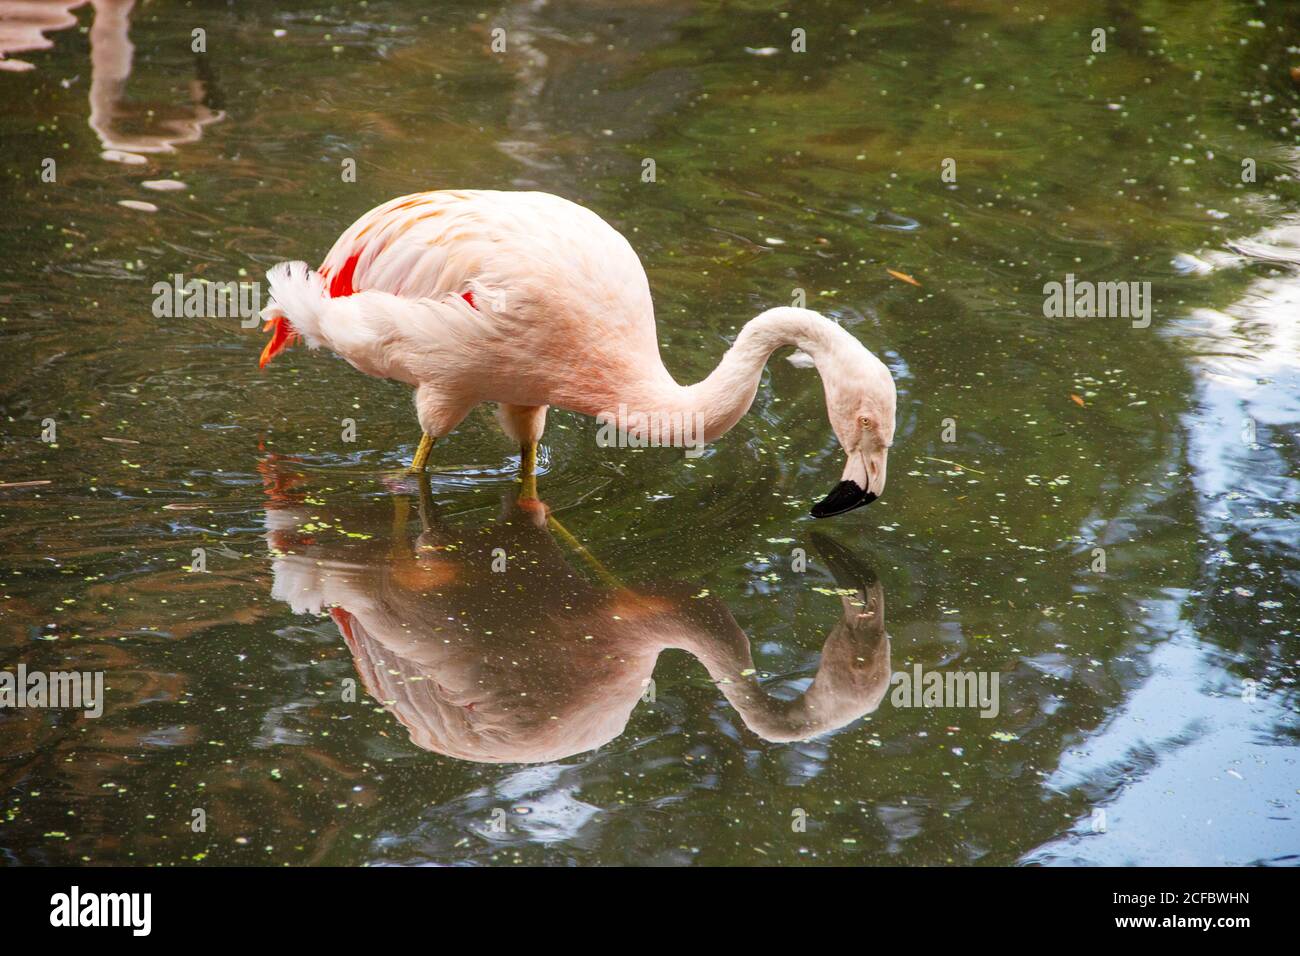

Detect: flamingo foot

[515,495,551,529]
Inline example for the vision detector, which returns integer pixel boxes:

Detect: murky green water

[1,1,1297,866]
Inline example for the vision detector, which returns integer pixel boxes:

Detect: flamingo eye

[858,416,872,427]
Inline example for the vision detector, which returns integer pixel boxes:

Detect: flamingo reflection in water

[0,0,223,161]
[261,465,892,764]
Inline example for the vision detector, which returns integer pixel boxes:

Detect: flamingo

[259,190,897,517]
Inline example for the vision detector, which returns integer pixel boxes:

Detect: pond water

[0,0,1297,866]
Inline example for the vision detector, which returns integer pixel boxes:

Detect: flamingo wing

[317,190,498,302]
[262,190,659,410]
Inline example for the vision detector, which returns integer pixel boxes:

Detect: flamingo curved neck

[572,308,840,447]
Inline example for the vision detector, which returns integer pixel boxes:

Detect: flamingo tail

[259,260,328,368]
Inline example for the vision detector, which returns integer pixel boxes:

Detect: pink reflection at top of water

[0,0,223,161]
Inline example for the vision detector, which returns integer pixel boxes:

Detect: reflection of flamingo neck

[664,598,891,744]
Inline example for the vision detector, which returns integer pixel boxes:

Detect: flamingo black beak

[809,480,877,518]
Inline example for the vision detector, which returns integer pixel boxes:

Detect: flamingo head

[798,330,897,518]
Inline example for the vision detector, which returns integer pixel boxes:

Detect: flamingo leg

[512,440,621,587]
[519,440,539,500]
[407,433,434,475]
[390,491,412,552]
[546,513,623,590]
[415,470,437,533]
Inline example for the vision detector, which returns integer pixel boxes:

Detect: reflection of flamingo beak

[810,531,885,632]
[809,532,879,589]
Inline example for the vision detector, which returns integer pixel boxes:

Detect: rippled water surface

[1,1,1298,866]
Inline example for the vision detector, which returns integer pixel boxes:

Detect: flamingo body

[260,189,898,516]
[262,191,656,418]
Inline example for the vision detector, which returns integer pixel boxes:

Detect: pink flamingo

[259,190,897,517]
